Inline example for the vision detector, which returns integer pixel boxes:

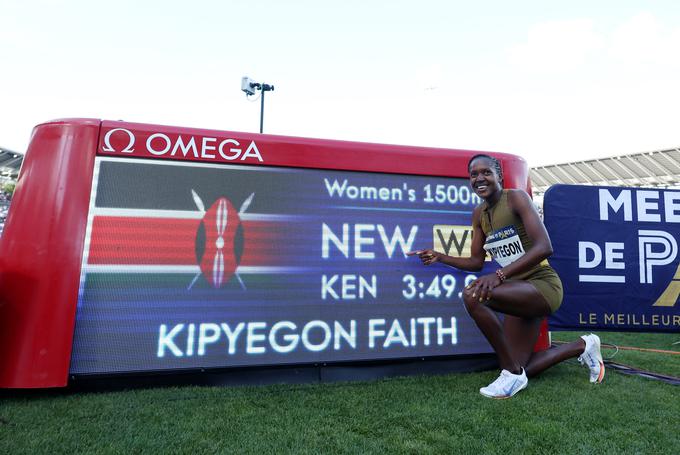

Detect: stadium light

[241,77,275,134]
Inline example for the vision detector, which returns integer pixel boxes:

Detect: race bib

[483,225,525,267]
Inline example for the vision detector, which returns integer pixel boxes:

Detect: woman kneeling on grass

[410,154,605,399]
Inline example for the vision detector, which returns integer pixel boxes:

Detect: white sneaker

[578,334,605,383]
[479,368,528,399]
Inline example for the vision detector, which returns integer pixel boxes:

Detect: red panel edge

[97,120,525,179]
[0,118,100,388]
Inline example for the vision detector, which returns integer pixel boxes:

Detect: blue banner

[545,184,680,332]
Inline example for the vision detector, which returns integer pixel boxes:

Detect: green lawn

[1,331,678,454]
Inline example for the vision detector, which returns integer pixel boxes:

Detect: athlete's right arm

[408,206,486,272]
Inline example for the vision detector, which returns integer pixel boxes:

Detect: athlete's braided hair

[468,154,503,183]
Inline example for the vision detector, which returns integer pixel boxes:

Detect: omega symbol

[102,128,135,153]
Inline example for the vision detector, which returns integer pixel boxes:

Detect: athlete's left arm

[500,189,553,278]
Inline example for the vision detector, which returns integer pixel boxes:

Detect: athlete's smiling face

[469,157,502,200]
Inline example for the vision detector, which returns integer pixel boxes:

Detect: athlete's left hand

[468,273,502,302]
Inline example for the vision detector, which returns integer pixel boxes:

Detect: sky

[2,0,680,167]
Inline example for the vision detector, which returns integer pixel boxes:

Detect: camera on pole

[241,77,275,134]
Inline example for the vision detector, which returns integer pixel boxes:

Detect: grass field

[1,331,678,454]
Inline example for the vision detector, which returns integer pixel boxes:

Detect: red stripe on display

[88,216,281,265]
[241,224,292,266]
[88,217,199,264]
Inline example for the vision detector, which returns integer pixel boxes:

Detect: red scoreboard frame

[0,118,548,388]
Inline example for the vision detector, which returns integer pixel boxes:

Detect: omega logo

[101,128,264,162]
[146,133,263,162]
[102,128,135,153]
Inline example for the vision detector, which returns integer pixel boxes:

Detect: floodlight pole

[257,83,274,134]
[260,88,265,134]
[241,78,275,133]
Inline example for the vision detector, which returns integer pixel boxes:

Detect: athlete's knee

[462,288,478,313]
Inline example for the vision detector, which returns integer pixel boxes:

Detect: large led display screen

[70,157,496,374]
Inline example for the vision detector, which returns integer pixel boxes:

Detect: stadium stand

[0,146,22,235]
[530,147,680,208]
[0,146,23,182]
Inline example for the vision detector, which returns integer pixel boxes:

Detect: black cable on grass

[605,362,680,386]
[551,341,680,386]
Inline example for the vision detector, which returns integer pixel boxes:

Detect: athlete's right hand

[407,249,441,266]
